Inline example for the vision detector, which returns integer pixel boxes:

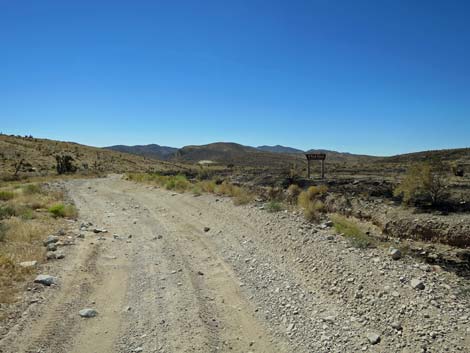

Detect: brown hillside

[0,134,183,179]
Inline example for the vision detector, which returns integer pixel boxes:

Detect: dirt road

[1,176,468,353]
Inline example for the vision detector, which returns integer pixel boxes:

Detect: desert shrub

[266,201,283,213]
[0,190,15,201]
[0,205,16,220]
[164,175,190,192]
[17,207,34,220]
[297,185,328,222]
[48,203,77,218]
[215,182,254,205]
[198,180,217,193]
[191,185,202,196]
[266,187,283,201]
[55,155,77,174]
[22,184,41,195]
[197,168,214,181]
[451,163,465,177]
[394,163,448,206]
[233,189,254,205]
[0,223,8,242]
[331,215,373,248]
[303,200,325,222]
[286,184,301,204]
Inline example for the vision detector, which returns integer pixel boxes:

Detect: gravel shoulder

[1,175,468,353]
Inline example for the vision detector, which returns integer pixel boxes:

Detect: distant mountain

[257,145,304,154]
[104,141,380,167]
[105,144,178,160]
[174,142,302,167]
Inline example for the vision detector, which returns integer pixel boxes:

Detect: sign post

[305,153,326,179]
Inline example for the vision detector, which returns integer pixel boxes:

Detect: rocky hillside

[105,144,178,160]
[174,142,303,168]
[0,134,181,179]
[379,148,470,165]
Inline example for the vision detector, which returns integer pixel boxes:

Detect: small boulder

[47,243,57,252]
[411,278,425,290]
[56,251,65,259]
[34,275,57,286]
[79,308,98,318]
[203,227,210,232]
[46,252,57,260]
[43,235,59,246]
[366,332,381,345]
[389,248,402,260]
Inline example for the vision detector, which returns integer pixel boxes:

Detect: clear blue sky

[1,0,469,156]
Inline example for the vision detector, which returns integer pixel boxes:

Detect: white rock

[389,248,402,260]
[366,332,381,344]
[79,308,98,318]
[34,275,57,286]
[411,278,425,290]
[19,261,38,268]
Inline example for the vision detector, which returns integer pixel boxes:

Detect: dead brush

[297,185,328,222]
[0,218,50,304]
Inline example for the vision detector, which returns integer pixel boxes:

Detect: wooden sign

[305,153,326,179]
[305,153,326,161]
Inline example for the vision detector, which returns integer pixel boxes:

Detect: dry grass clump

[198,180,217,193]
[127,173,191,192]
[0,182,72,303]
[330,214,374,248]
[266,200,283,213]
[0,190,15,201]
[215,181,254,205]
[48,203,78,218]
[286,184,301,204]
[128,173,255,206]
[297,185,328,222]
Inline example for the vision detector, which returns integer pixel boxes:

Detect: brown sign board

[305,153,326,161]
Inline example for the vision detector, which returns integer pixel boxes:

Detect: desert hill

[0,134,181,179]
[106,144,178,160]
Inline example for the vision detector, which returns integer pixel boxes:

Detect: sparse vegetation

[48,203,77,218]
[297,185,328,222]
[127,173,255,206]
[0,182,73,303]
[0,190,15,201]
[55,155,77,174]
[266,201,283,212]
[286,184,301,204]
[394,162,448,206]
[331,214,374,248]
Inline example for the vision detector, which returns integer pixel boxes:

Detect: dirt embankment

[324,193,470,248]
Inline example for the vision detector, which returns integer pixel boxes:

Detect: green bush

[394,162,447,206]
[0,206,16,220]
[191,185,202,196]
[22,184,41,195]
[266,201,283,213]
[0,191,15,201]
[18,207,34,220]
[48,203,77,218]
[0,222,8,242]
[331,215,373,249]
